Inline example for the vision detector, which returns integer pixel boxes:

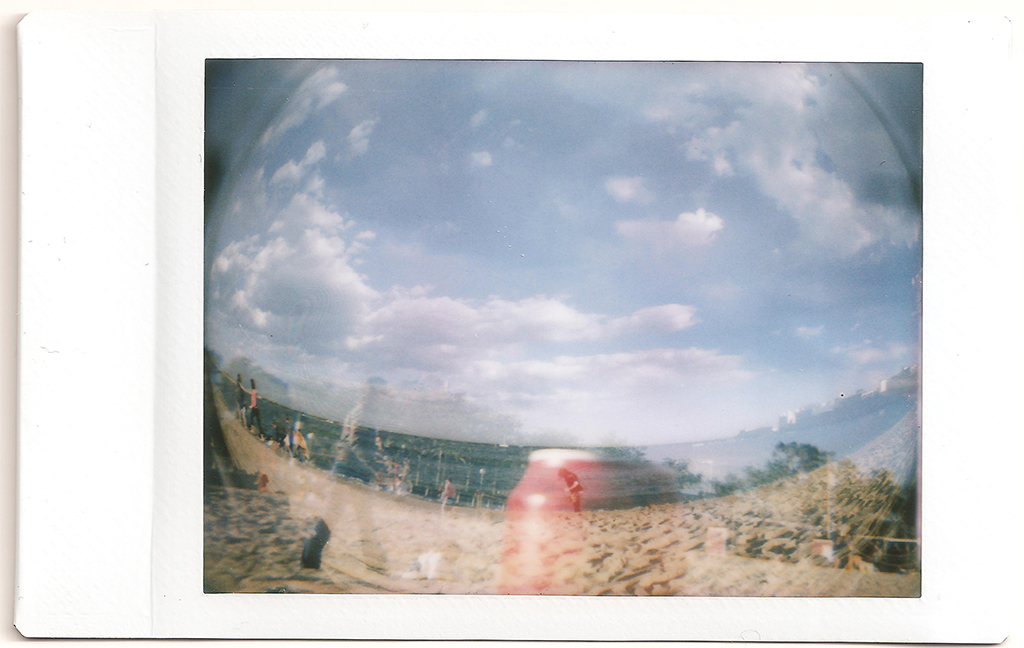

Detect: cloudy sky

[205,60,921,446]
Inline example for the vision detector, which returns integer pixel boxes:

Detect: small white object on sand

[418,551,442,579]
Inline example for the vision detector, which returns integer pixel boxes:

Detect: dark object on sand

[301,518,331,569]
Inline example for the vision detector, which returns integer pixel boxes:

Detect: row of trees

[600,446,704,489]
[662,458,703,490]
[605,444,830,499]
[710,442,830,496]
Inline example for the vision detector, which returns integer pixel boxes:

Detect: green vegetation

[745,442,829,487]
[662,458,702,490]
[711,473,745,497]
[710,442,831,494]
[596,445,648,463]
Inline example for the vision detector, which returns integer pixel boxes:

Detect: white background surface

[3,1,1023,646]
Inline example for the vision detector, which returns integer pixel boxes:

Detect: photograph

[202,59,922,597]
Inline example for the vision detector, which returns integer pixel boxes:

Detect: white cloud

[270,140,327,184]
[616,208,724,249]
[229,289,269,329]
[605,176,654,204]
[795,325,824,338]
[211,227,378,356]
[212,234,259,274]
[464,347,752,415]
[303,140,327,164]
[608,304,698,335]
[305,173,325,196]
[218,244,710,374]
[209,182,378,357]
[358,296,699,358]
[357,295,605,369]
[346,118,378,156]
[276,192,352,235]
[712,153,733,176]
[260,67,348,144]
[321,289,706,386]
[667,64,920,256]
[470,151,493,168]
[831,340,910,365]
[270,162,303,185]
[470,109,488,130]
[210,220,744,442]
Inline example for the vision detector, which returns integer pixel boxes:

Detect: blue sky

[205,60,921,445]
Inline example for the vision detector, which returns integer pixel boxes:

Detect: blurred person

[235,373,247,423]
[294,425,310,462]
[558,467,584,513]
[284,416,295,456]
[440,479,456,516]
[501,450,596,594]
[270,418,283,447]
[248,378,265,437]
[291,414,308,460]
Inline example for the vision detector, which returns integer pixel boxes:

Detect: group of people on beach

[232,373,583,513]
[233,374,309,461]
[272,415,311,461]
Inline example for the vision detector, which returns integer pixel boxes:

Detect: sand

[205,404,920,597]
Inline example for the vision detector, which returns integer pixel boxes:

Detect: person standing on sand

[294,426,309,461]
[270,418,282,447]
[284,416,295,456]
[236,374,247,423]
[558,467,584,513]
[440,479,456,516]
[291,414,304,458]
[248,378,265,437]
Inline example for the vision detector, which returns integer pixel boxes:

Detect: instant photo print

[16,10,1018,641]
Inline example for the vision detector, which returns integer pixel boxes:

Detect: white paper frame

[17,10,1019,640]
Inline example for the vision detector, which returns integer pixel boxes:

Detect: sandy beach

[205,403,919,597]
